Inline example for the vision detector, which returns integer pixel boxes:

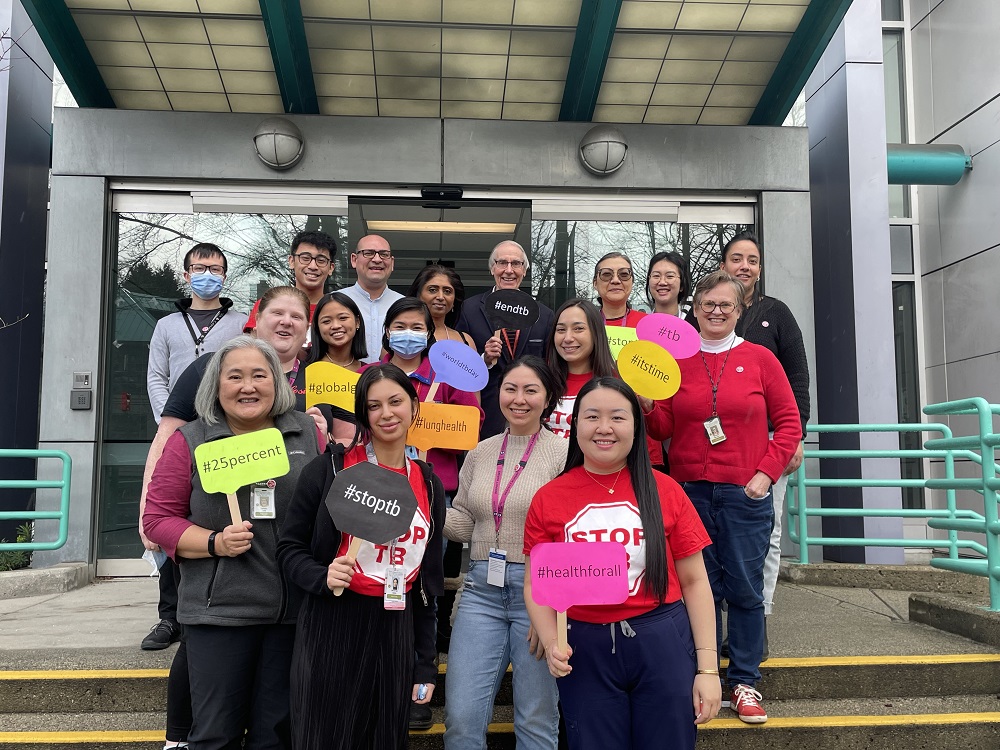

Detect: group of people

[138,227,809,750]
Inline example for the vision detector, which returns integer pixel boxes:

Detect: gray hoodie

[146,298,248,421]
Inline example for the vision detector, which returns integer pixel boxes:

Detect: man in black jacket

[457,240,555,438]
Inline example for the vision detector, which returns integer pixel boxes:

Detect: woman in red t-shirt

[524,377,721,750]
[277,364,446,750]
[593,251,646,327]
[543,299,616,439]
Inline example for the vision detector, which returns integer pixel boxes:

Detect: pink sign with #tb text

[530,542,629,613]
[636,313,701,360]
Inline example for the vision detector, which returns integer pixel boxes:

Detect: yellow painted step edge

[3,654,999,681]
[5,714,1000,743]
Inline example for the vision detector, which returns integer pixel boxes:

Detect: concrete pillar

[805,0,904,563]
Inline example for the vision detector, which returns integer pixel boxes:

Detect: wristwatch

[207,531,219,557]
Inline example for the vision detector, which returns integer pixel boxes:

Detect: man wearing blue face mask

[142,243,249,656]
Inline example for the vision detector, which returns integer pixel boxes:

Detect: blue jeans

[683,481,773,688]
[444,561,558,750]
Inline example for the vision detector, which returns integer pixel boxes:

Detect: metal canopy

[33,0,850,126]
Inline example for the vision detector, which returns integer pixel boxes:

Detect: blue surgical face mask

[190,271,224,300]
[388,330,428,358]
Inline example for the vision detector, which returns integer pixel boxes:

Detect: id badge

[704,417,727,445]
[251,482,276,519]
[384,565,406,610]
[487,549,507,587]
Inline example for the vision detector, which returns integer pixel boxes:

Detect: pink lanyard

[491,430,540,537]
[286,358,301,388]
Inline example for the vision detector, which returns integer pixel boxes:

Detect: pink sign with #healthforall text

[530,541,630,613]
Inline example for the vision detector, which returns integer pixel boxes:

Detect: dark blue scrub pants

[557,602,697,750]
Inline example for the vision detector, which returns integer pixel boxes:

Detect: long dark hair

[545,298,616,403]
[351,363,419,448]
[381,297,437,357]
[645,251,691,312]
[563,377,668,603]
[499,355,560,427]
[307,291,368,365]
[407,264,467,328]
[721,230,762,306]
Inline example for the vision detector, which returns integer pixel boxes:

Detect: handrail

[0,449,73,552]
[786,411,1000,612]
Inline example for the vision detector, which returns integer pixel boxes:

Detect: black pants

[158,558,180,621]
[185,623,295,750]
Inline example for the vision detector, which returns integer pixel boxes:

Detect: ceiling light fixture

[366,221,517,234]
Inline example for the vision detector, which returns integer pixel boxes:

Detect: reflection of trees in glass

[121,259,185,300]
[531,221,750,310]
[116,212,349,308]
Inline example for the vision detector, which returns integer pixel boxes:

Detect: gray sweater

[146,298,248,421]
[445,429,568,564]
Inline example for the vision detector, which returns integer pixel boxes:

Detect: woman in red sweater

[643,270,800,726]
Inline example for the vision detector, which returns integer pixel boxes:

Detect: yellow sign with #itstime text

[407,402,481,452]
[617,340,681,400]
[605,326,638,360]
[305,361,360,412]
[195,428,290,495]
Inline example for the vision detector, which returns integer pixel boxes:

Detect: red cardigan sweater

[644,341,801,485]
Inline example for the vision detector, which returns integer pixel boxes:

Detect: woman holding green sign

[277,363,446,750]
[144,336,322,750]
[523,377,721,750]
[443,355,565,750]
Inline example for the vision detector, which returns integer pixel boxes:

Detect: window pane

[883,31,905,144]
[892,281,923,509]
[881,0,903,22]
[889,224,913,274]
[529,220,752,311]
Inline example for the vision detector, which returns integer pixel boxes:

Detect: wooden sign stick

[226,493,242,526]
[333,537,364,597]
[556,610,568,653]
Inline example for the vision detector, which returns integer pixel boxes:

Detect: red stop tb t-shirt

[523,466,710,623]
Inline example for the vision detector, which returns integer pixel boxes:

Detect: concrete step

[2,696,1000,750]
[4,654,999,714]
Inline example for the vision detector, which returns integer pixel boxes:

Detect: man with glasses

[340,234,403,363]
[244,230,337,334]
[457,240,555,437]
[141,242,247,651]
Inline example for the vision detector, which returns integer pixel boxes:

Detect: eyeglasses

[292,252,332,267]
[188,264,225,275]
[493,259,525,269]
[596,268,633,282]
[649,271,679,282]
[356,249,392,260]
[699,300,737,314]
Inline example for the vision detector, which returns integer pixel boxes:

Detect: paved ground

[0,572,995,671]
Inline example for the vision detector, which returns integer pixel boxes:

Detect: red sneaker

[731,683,768,724]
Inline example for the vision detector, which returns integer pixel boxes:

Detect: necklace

[584,466,626,495]
[324,353,357,369]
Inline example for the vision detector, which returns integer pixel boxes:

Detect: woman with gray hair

[642,270,800,726]
[144,335,323,750]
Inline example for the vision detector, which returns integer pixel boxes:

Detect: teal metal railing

[787,400,1000,611]
[0,449,73,552]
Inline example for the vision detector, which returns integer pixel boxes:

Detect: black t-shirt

[185,307,226,334]
[161,352,316,422]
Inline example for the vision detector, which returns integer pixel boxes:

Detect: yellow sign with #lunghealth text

[305,361,360,412]
[407,402,481,452]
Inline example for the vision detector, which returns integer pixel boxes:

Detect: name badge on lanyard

[488,430,540,587]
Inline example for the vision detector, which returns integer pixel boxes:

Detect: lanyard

[286,358,301,388]
[491,430,540,542]
[364,441,411,477]
[699,341,735,417]
[181,307,227,356]
[500,328,520,360]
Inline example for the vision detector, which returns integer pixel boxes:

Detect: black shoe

[761,619,769,662]
[141,619,180,650]
[409,703,433,731]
